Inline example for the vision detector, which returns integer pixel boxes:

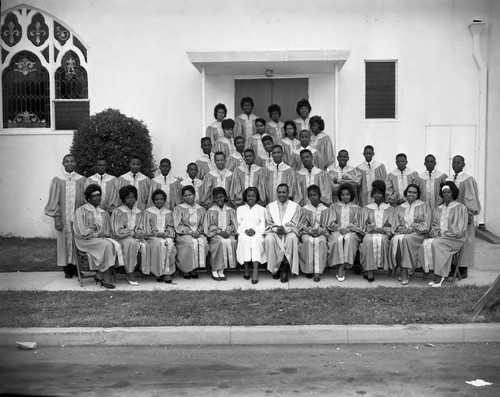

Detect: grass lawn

[0,237,56,272]
[0,286,494,328]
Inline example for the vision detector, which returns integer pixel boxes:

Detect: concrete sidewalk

[1,239,498,292]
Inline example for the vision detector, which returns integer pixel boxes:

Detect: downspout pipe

[469,21,487,225]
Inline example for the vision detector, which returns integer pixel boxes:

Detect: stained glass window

[55,51,88,99]
[2,50,50,128]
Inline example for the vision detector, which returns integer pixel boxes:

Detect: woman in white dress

[236,187,267,284]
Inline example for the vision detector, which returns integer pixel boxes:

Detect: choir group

[44,98,481,289]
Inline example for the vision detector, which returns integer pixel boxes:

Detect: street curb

[1,324,500,346]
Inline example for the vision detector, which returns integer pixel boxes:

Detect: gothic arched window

[2,50,50,128]
[55,51,88,99]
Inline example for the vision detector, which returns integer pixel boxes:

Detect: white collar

[298,166,321,176]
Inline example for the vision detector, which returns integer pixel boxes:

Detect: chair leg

[451,254,461,285]
[75,256,84,288]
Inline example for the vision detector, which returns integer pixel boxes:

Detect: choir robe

[111,205,147,273]
[173,203,208,273]
[235,113,258,139]
[180,178,203,205]
[356,161,387,207]
[196,153,216,180]
[255,151,275,169]
[310,132,334,168]
[416,169,448,209]
[85,173,119,213]
[200,168,234,208]
[73,203,124,272]
[147,174,181,211]
[294,167,333,206]
[236,204,267,264]
[213,137,236,159]
[141,207,176,277]
[386,168,419,206]
[118,172,151,211]
[245,133,269,159]
[290,146,325,171]
[298,203,330,274]
[264,162,297,204]
[280,137,301,166]
[266,120,284,143]
[389,200,431,270]
[230,164,267,207]
[327,202,363,266]
[206,120,223,144]
[293,117,310,132]
[359,203,396,271]
[44,172,86,267]
[326,165,362,203]
[204,204,238,270]
[418,201,468,277]
[226,152,245,172]
[447,173,481,269]
[264,200,302,275]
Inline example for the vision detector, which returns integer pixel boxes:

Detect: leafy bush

[71,108,156,177]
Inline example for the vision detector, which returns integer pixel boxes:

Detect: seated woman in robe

[174,185,208,279]
[142,189,177,283]
[389,183,431,285]
[236,187,267,284]
[74,184,123,289]
[111,185,147,286]
[359,180,396,282]
[298,185,329,282]
[418,181,468,287]
[327,183,363,282]
[204,187,238,281]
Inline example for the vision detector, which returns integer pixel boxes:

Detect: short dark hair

[187,162,197,170]
[296,98,311,115]
[213,103,227,119]
[404,183,421,199]
[396,153,407,160]
[364,145,374,152]
[439,181,459,200]
[371,180,386,197]
[255,118,266,126]
[262,135,274,144]
[300,149,312,158]
[201,137,212,145]
[160,158,171,166]
[151,188,167,202]
[214,151,226,159]
[309,115,324,131]
[62,153,76,162]
[337,183,356,202]
[234,136,245,144]
[425,154,436,161]
[221,118,235,130]
[96,158,107,164]
[212,187,228,200]
[84,184,102,202]
[244,148,255,156]
[240,97,254,108]
[307,184,321,198]
[119,185,138,202]
[338,149,349,156]
[182,185,196,196]
[129,156,141,163]
[272,144,283,152]
[283,120,297,137]
[277,183,289,192]
[268,104,281,117]
[243,187,260,203]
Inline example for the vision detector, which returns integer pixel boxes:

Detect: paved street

[1,343,498,396]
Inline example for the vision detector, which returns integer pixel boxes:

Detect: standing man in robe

[118,156,151,211]
[327,149,361,203]
[294,149,332,206]
[45,154,86,278]
[447,155,481,278]
[264,145,296,205]
[356,145,387,207]
[386,153,418,207]
[148,158,180,210]
[196,137,216,180]
[200,151,234,209]
[226,136,246,172]
[85,158,119,214]
[290,129,325,171]
[231,148,267,207]
[265,184,302,283]
[416,154,448,209]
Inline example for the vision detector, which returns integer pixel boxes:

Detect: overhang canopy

[187,50,350,76]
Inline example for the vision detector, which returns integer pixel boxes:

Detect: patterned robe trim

[366,202,391,267]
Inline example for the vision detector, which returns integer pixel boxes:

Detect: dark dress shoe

[306,274,313,279]
[182,273,192,279]
[211,274,221,281]
[252,279,258,284]
[220,276,227,281]
[244,274,250,280]
[190,272,199,279]
[280,272,289,283]
[63,266,72,279]
[156,277,164,282]
[459,267,468,279]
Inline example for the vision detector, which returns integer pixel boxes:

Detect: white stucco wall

[0,0,497,237]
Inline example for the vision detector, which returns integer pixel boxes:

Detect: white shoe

[428,281,435,286]
[336,275,345,282]
[127,280,139,286]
